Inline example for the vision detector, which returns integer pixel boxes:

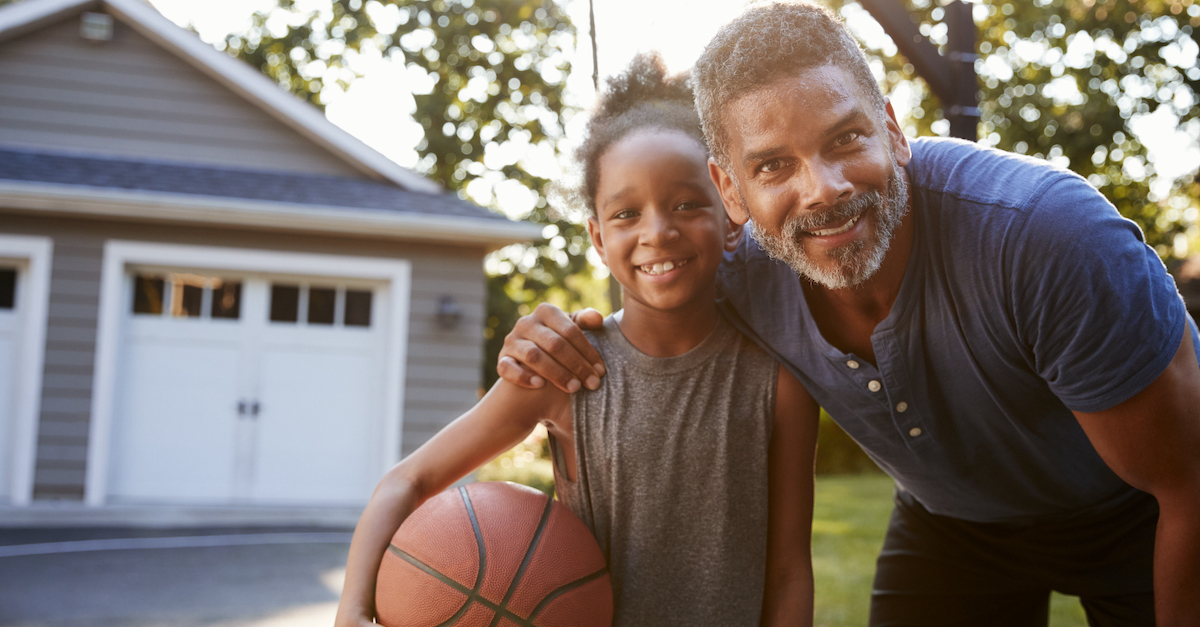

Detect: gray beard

[749,162,909,290]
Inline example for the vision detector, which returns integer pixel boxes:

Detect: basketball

[376,481,612,627]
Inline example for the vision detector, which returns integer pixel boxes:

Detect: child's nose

[641,211,680,245]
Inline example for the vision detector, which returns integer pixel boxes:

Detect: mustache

[789,190,884,233]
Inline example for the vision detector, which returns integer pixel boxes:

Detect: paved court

[0,526,355,627]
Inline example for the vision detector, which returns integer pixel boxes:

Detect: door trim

[86,240,411,506]
[0,234,53,507]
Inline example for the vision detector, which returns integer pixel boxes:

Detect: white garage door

[109,270,387,506]
[0,266,18,503]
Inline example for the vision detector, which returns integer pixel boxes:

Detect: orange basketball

[376,481,612,627]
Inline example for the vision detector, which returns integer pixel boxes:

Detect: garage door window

[133,273,242,320]
[0,268,16,309]
[269,283,372,328]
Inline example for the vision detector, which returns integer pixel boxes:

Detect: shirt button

[909,427,922,437]
[847,360,860,369]
[868,380,882,392]
[896,401,909,413]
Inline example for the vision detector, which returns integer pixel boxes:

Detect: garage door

[108,269,388,506]
[0,266,18,503]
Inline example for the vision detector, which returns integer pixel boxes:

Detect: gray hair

[693,1,887,173]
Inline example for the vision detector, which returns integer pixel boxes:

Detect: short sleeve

[1009,176,1186,413]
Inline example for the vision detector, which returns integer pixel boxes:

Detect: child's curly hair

[565,52,707,217]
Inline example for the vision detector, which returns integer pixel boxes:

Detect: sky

[145,0,1198,216]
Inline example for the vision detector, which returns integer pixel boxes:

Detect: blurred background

[0,0,1196,625]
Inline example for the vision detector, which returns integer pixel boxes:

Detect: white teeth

[809,215,860,237]
[640,259,687,275]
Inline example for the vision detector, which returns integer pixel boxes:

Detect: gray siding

[0,213,486,500]
[0,14,363,177]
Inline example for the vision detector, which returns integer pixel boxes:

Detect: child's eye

[675,201,702,211]
[613,209,639,219]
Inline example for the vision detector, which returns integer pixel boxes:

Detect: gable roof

[0,0,543,246]
[0,0,439,193]
[0,147,540,245]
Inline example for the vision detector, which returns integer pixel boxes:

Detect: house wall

[0,213,485,500]
[0,12,363,178]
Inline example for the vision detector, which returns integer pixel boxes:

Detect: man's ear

[723,214,745,253]
[585,216,608,267]
[883,100,912,167]
[709,158,749,226]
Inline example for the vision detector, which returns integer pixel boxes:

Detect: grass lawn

[813,475,1090,627]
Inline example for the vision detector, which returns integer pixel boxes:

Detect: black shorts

[869,487,1157,627]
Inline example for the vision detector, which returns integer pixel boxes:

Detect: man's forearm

[1154,499,1200,627]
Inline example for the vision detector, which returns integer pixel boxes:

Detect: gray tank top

[550,314,777,626]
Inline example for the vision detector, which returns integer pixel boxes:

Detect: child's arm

[334,381,569,627]
[761,366,820,627]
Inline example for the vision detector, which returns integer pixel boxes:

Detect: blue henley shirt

[717,137,1199,523]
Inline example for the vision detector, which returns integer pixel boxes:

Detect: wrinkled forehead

[719,65,878,151]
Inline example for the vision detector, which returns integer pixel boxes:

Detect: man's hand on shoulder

[497,303,606,393]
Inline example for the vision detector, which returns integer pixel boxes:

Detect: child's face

[587,129,740,316]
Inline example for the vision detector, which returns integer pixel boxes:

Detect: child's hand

[498,303,606,393]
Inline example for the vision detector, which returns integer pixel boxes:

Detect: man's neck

[802,201,915,363]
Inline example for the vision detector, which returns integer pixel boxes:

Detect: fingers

[498,303,606,393]
[571,308,606,331]
[496,355,546,390]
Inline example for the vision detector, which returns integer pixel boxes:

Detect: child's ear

[585,216,608,266]
[709,158,749,226]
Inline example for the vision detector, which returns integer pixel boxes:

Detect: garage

[89,241,411,507]
[0,234,51,506]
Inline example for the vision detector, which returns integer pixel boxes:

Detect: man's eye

[833,131,861,148]
[758,159,784,174]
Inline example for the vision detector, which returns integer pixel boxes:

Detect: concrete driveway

[0,526,355,627]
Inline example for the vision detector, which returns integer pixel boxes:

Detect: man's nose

[800,161,854,210]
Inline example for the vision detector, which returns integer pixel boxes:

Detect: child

[335,52,818,627]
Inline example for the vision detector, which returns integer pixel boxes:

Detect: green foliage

[475,425,555,495]
[225,0,603,387]
[816,410,883,475]
[830,0,1200,259]
[811,475,1089,626]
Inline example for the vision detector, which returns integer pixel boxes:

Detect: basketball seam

[527,567,610,622]
[486,494,556,627]
[460,486,488,594]
[388,546,538,627]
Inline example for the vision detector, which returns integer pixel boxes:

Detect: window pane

[344,289,372,327]
[132,275,164,315]
[308,287,336,325]
[0,268,15,310]
[211,281,242,319]
[270,284,300,322]
[174,283,203,317]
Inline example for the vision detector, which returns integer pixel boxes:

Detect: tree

[224,0,603,387]
[832,0,1200,260]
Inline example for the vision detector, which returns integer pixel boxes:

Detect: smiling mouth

[804,212,863,237]
[638,258,690,275]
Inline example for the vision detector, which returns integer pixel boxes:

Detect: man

[497,3,1200,625]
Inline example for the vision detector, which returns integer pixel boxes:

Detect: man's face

[709,64,912,290]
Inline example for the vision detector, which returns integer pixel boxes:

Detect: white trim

[0,234,53,507]
[99,0,440,193]
[0,0,92,45]
[0,181,541,248]
[0,0,439,192]
[86,241,411,506]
